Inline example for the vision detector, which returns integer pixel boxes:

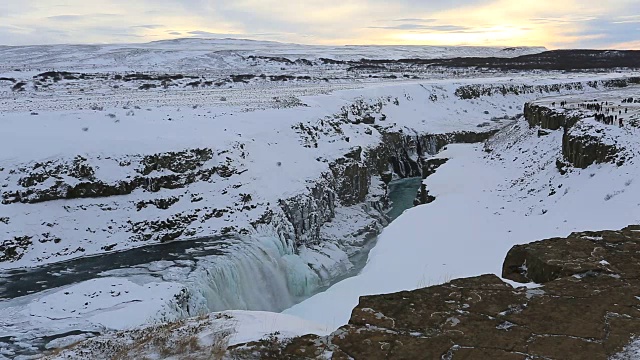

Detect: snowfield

[1,39,640,359]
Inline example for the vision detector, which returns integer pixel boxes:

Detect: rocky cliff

[0,118,498,264]
[524,102,581,130]
[523,102,628,169]
[561,120,625,169]
[414,157,448,205]
[365,130,497,180]
[250,225,640,359]
[276,125,498,249]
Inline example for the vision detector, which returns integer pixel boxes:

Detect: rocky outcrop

[0,122,496,263]
[456,77,640,101]
[276,175,340,247]
[275,124,498,248]
[260,225,640,359]
[365,130,497,179]
[1,149,223,205]
[457,81,586,100]
[329,147,370,207]
[523,103,626,169]
[502,225,640,283]
[562,121,623,169]
[524,102,581,130]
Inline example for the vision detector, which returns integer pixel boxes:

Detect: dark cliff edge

[523,102,627,170]
[249,126,500,249]
[238,225,640,359]
[0,126,498,262]
[414,157,449,206]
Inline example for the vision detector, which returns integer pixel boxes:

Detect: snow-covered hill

[0,38,545,73]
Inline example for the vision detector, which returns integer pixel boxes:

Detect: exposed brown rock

[258,225,640,359]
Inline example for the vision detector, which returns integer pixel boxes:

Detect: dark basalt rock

[365,130,496,180]
[1,149,220,205]
[562,122,622,169]
[421,157,449,179]
[524,102,581,130]
[523,103,625,169]
[0,236,32,262]
[329,157,369,207]
[253,225,640,359]
[362,114,376,124]
[537,129,551,137]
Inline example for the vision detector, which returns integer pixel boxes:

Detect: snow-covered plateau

[1,39,640,359]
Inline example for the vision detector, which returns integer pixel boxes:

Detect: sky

[1,0,639,49]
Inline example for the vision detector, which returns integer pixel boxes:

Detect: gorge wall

[524,101,629,170]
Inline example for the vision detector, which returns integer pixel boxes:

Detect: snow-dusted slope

[3,74,636,269]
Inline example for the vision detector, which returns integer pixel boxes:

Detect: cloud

[391,18,437,23]
[46,15,84,21]
[186,30,289,39]
[530,16,598,24]
[551,18,640,49]
[612,15,640,24]
[132,25,164,29]
[46,13,118,22]
[0,0,639,48]
[187,30,240,37]
[369,24,471,31]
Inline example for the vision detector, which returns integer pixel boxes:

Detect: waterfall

[184,229,324,314]
[180,176,424,315]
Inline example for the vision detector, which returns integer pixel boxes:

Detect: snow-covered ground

[286,98,640,327]
[3,74,636,269]
[2,39,640,359]
[39,310,332,360]
[39,90,640,358]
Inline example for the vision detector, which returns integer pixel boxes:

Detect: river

[0,177,422,357]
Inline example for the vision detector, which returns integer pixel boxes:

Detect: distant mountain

[0,38,546,72]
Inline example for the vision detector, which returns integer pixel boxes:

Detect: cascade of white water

[179,178,423,315]
[184,230,324,314]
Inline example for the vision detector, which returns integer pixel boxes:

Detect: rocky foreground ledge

[241,225,640,359]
